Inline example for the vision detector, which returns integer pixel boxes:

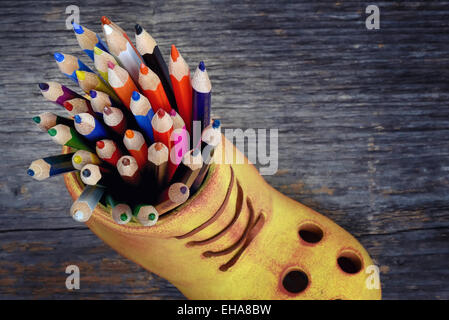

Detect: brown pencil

[117,155,141,186]
[155,182,190,215]
[148,142,168,187]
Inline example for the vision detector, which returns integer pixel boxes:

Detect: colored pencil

[105,194,132,225]
[93,45,119,82]
[102,22,142,83]
[191,119,221,192]
[138,63,171,113]
[130,91,154,142]
[96,139,123,166]
[148,142,168,188]
[133,204,159,226]
[54,52,93,83]
[63,97,94,116]
[107,61,139,109]
[169,45,192,134]
[48,124,91,151]
[123,129,148,169]
[74,113,109,141]
[117,155,141,186]
[76,70,120,102]
[89,89,117,115]
[72,22,108,61]
[32,112,72,132]
[27,153,76,181]
[39,82,85,107]
[102,106,127,135]
[135,24,177,112]
[169,148,203,187]
[72,150,102,170]
[81,163,117,187]
[151,109,174,150]
[192,61,212,132]
[155,182,190,215]
[70,185,106,222]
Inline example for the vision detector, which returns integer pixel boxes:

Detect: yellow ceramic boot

[64,135,381,300]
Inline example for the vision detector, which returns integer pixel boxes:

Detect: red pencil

[102,106,127,135]
[151,109,174,150]
[96,139,123,166]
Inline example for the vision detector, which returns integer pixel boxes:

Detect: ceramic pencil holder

[63,135,381,300]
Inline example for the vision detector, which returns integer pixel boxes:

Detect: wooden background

[0,0,448,299]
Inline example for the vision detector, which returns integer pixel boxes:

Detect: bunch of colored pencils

[28,17,222,226]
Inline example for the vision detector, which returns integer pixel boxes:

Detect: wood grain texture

[1,0,448,299]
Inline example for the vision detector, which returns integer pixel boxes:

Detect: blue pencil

[192,61,212,131]
[27,153,76,181]
[130,91,155,142]
[54,52,93,84]
[74,113,109,141]
[72,22,109,61]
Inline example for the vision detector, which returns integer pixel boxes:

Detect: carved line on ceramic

[202,196,253,258]
[219,200,266,272]
[186,179,244,247]
[175,166,235,240]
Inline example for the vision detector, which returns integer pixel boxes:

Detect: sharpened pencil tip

[72,21,83,34]
[107,61,115,69]
[122,157,130,166]
[48,128,57,136]
[135,24,143,35]
[180,186,188,194]
[93,46,103,55]
[73,211,85,222]
[73,155,82,164]
[32,116,41,124]
[75,70,85,81]
[120,213,128,221]
[54,52,64,62]
[89,90,97,98]
[38,83,49,91]
[103,106,112,115]
[198,61,206,72]
[125,130,134,139]
[63,101,73,111]
[82,169,91,177]
[132,91,140,101]
[157,109,165,118]
[101,16,111,25]
[212,119,221,129]
[171,45,179,62]
[96,140,105,149]
[74,115,82,124]
[148,213,156,221]
[154,142,164,151]
[27,169,35,177]
[139,63,148,75]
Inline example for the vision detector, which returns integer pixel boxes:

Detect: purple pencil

[39,82,86,107]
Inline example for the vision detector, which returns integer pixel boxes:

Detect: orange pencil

[123,129,148,169]
[138,63,171,113]
[151,109,174,150]
[169,45,192,134]
[107,61,139,109]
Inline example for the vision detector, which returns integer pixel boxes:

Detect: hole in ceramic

[282,270,309,294]
[298,223,323,244]
[337,251,363,274]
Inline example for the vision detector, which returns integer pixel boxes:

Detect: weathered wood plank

[0,0,448,299]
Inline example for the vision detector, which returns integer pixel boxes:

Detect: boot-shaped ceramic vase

[64,136,381,300]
